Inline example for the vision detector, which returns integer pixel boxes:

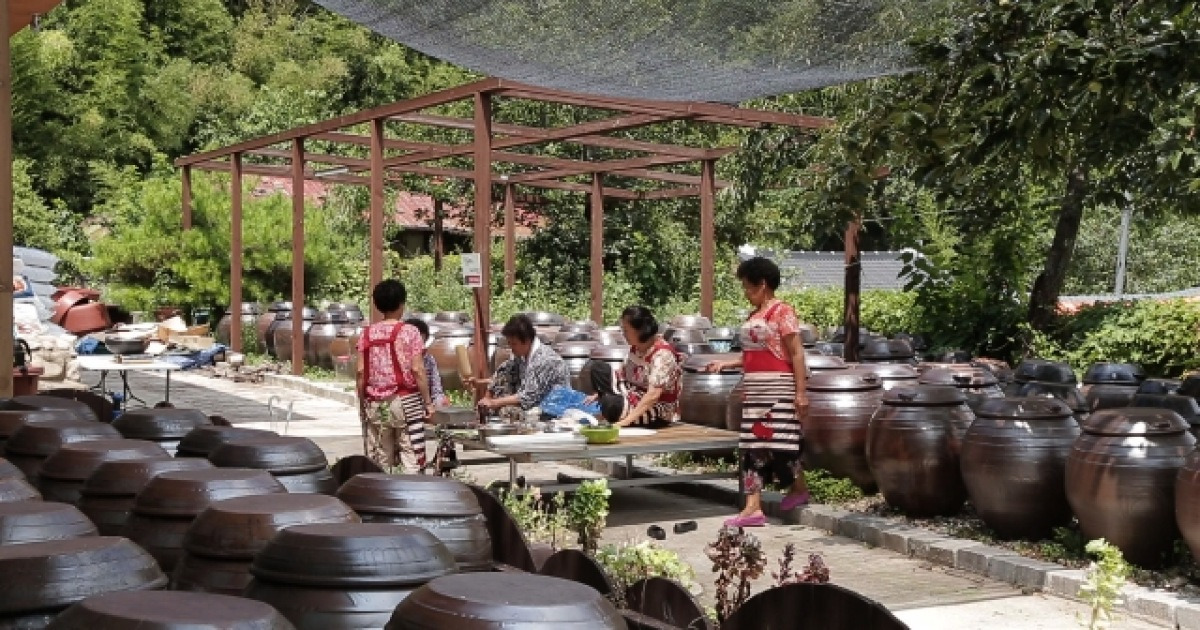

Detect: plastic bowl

[579,426,619,445]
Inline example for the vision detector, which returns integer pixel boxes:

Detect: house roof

[251,176,539,238]
[740,249,911,291]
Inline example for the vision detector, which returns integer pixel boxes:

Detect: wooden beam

[230,152,244,353]
[590,173,604,324]
[640,186,702,200]
[495,151,731,188]
[248,148,371,169]
[0,0,13,398]
[369,119,385,323]
[505,153,702,185]
[473,92,493,331]
[182,166,193,229]
[290,139,305,377]
[699,160,715,321]
[175,77,504,166]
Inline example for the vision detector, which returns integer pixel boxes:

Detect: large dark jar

[805,372,884,492]
[961,398,1079,539]
[1065,408,1195,568]
[866,386,974,517]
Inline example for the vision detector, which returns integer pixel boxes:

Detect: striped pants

[739,371,804,494]
[362,393,427,473]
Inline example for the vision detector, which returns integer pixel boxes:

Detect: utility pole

[1114,202,1133,297]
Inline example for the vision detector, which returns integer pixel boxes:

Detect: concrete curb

[587,457,1196,629]
[262,374,358,407]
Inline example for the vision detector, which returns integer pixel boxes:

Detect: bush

[1030,298,1200,377]
[802,468,864,505]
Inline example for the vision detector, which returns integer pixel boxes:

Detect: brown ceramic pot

[386,573,627,630]
[0,477,40,503]
[259,302,291,357]
[4,420,121,478]
[725,380,745,433]
[186,494,360,560]
[806,355,848,374]
[10,396,98,423]
[859,339,915,363]
[215,303,262,349]
[662,328,708,345]
[1066,408,1195,567]
[0,458,22,482]
[207,436,327,474]
[866,386,974,517]
[272,308,317,363]
[679,354,742,429]
[274,469,338,495]
[244,580,417,630]
[1015,382,1090,425]
[918,366,1004,412]
[122,513,192,572]
[112,409,212,454]
[805,372,884,491]
[555,341,598,391]
[429,326,474,392]
[250,523,457,587]
[337,474,492,571]
[0,537,167,616]
[175,426,279,458]
[38,390,115,424]
[305,311,342,369]
[36,439,170,504]
[0,501,96,544]
[1131,394,1200,437]
[1175,447,1200,562]
[960,398,1080,540]
[171,553,257,596]
[132,468,288,518]
[79,457,214,536]
[0,409,83,447]
[849,364,918,391]
[47,590,295,630]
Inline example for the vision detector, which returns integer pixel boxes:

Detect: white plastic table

[77,355,182,407]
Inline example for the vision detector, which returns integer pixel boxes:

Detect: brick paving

[69,369,1167,629]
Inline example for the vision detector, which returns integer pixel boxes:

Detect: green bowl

[579,425,619,445]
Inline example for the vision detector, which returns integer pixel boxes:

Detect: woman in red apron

[707,257,810,527]
[355,280,433,473]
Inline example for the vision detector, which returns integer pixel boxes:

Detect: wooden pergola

[174,78,830,376]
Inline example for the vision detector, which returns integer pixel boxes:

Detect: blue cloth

[157,344,228,370]
[540,385,601,418]
[75,337,103,355]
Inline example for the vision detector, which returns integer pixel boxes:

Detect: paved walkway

[72,370,1167,630]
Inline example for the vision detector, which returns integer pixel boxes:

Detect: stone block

[1044,569,1087,599]
[927,539,985,567]
[1123,586,1178,626]
[876,524,924,555]
[1174,597,1200,630]
[956,544,1020,577]
[987,555,1062,589]
[907,533,955,562]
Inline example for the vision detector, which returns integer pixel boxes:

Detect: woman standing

[707,257,810,527]
[585,305,682,428]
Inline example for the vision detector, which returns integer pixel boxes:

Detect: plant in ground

[567,478,610,554]
[492,484,571,549]
[1079,538,1130,630]
[706,527,767,623]
[773,543,830,586]
[594,541,697,608]
[802,468,864,505]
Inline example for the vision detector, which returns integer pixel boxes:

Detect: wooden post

[369,118,385,323]
[472,91,493,385]
[843,218,862,363]
[291,139,305,376]
[700,159,716,320]
[182,165,193,230]
[590,173,604,324]
[230,153,244,353]
[433,198,444,273]
[503,183,516,289]
[0,1,12,398]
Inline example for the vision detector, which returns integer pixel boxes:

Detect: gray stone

[1175,597,1200,630]
[927,539,985,567]
[1044,569,1087,599]
[957,545,1020,577]
[907,533,956,562]
[987,555,1062,589]
[876,524,925,555]
[1123,586,1178,626]
[836,513,876,541]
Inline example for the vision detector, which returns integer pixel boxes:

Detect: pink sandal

[724,513,767,528]
[780,491,811,512]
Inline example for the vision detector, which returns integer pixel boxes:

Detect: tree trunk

[1028,167,1089,331]
[842,217,862,362]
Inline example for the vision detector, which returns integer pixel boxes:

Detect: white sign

[461,253,483,288]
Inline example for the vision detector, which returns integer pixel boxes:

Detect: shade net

[312,0,950,103]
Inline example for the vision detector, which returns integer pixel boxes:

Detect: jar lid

[807,371,882,392]
[974,397,1074,420]
[1081,407,1191,436]
[882,385,965,406]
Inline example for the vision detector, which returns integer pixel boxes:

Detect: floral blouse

[619,339,682,402]
[741,299,801,362]
[356,321,423,400]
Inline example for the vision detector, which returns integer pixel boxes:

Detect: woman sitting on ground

[584,305,681,428]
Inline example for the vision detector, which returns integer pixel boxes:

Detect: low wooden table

[458,423,741,492]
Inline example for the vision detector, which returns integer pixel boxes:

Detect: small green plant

[492,484,571,549]
[594,541,697,608]
[802,468,864,505]
[1079,539,1130,630]
[445,389,474,407]
[567,479,611,554]
[655,452,737,474]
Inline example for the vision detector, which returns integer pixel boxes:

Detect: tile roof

[252,176,540,238]
[740,248,911,291]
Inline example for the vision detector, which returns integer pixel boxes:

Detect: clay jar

[208,436,334,495]
[859,339,915,364]
[805,371,884,491]
[79,457,215,536]
[46,591,295,630]
[173,494,360,596]
[4,419,121,479]
[244,523,457,630]
[1081,362,1144,412]
[555,341,598,392]
[0,501,97,544]
[850,364,918,391]
[429,326,474,392]
[306,310,345,370]
[36,439,169,504]
[123,468,286,572]
[918,366,1004,413]
[113,408,213,455]
[0,537,167,623]
[176,426,279,459]
[866,386,974,517]
[337,474,493,572]
[272,307,318,363]
[961,398,1080,539]
[1016,382,1090,425]
[0,457,22,481]
[259,302,292,357]
[215,303,262,349]
[1176,445,1200,562]
[679,354,742,429]
[0,477,41,502]
[0,408,77,451]
[387,573,627,630]
[1066,408,1196,568]
[1131,394,1200,438]
[9,396,98,423]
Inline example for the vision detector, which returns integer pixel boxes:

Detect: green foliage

[1080,539,1131,630]
[1066,207,1200,296]
[566,479,610,554]
[594,541,697,607]
[86,171,356,317]
[802,469,863,505]
[493,485,572,549]
[1030,299,1200,377]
